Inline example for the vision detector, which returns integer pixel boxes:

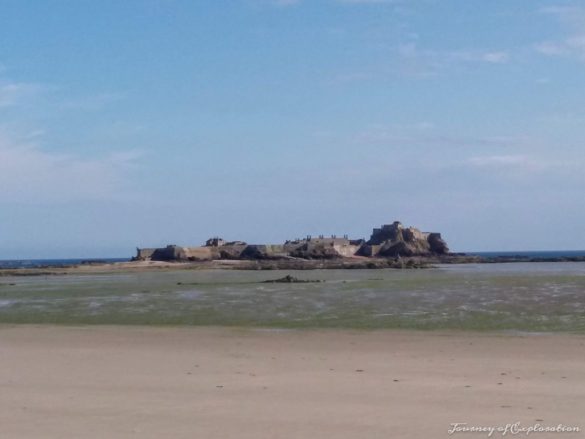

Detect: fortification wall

[151,246,183,261]
[218,244,248,259]
[358,244,381,257]
[133,220,448,262]
[332,243,361,258]
[283,242,305,253]
[135,248,156,260]
[240,244,289,259]
[182,247,219,261]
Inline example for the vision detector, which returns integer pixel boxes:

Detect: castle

[134,221,449,262]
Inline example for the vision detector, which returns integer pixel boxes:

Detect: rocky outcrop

[147,245,219,261]
[367,222,449,257]
[262,275,322,283]
[240,245,289,260]
[428,233,449,255]
[134,220,450,262]
[289,241,343,259]
[218,244,247,260]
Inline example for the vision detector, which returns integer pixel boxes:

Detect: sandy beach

[0,326,583,439]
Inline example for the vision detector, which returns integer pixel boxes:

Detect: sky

[1,0,585,258]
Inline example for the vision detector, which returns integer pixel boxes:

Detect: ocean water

[0,258,129,269]
[2,250,583,269]
[469,250,585,259]
[1,262,584,332]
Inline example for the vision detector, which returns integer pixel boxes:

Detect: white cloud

[336,0,398,4]
[535,5,585,60]
[271,0,301,6]
[394,43,510,77]
[566,35,585,51]
[0,69,140,203]
[327,72,374,85]
[467,155,530,168]
[464,154,583,176]
[480,52,509,64]
[535,37,585,59]
[446,50,510,64]
[0,133,142,203]
[250,0,300,7]
[59,92,125,111]
[353,123,525,148]
[0,82,44,108]
[535,41,567,56]
[538,5,585,24]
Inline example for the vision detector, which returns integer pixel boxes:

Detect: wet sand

[0,255,468,277]
[0,326,583,439]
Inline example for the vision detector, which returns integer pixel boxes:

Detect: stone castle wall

[134,221,449,262]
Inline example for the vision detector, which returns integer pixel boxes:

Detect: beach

[3,0,585,437]
[1,325,583,439]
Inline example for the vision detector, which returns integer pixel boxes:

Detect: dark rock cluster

[365,221,449,257]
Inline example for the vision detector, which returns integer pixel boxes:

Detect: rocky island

[132,221,469,269]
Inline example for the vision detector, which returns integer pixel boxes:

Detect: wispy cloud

[354,123,524,147]
[401,44,510,64]
[477,51,509,64]
[535,41,568,56]
[0,132,142,203]
[395,42,510,77]
[0,81,44,108]
[535,5,585,60]
[270,0,301,6]
[538,5,585,24]
[59,92,125,111]
[463,154,585,180]
[1,68,123,113]
[326,72,374,85]
[466,155,532,168]
[336,0,398,4]
[535,37,585,59]
[263,0,401,8]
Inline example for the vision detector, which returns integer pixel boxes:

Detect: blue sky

[1,0,584,258]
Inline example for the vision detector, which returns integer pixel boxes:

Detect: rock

[218,244,247,260]
[289,240,346,259]
[80,260,107,265]
[205,237,225,247]
[367,221,448,257]
[240,245,288,260]
[135,220,450,263]
[428,233,449,254]
[263,275,321,283]
[367,221,404,245]
[240,245,270,259]
[290,245,340,259]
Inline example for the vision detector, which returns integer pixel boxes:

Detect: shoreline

[1,325,583,438]
[2,322,585,336]
[0,257,454,277]
[2,254,585,277]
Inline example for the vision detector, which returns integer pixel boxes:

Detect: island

[131,221,472,269]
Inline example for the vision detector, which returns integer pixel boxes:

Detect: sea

[469,250,585,259]
[2,251,585,269]
[1,255,584,331]
[0,258,130,269]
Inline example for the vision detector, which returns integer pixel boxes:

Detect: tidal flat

[1,263,584,331]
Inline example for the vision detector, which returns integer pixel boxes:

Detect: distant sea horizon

[467,250,585,259]
[0,258,130,269]
[1,250,585,269]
